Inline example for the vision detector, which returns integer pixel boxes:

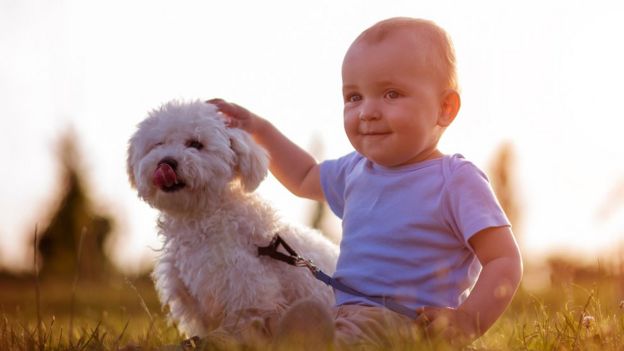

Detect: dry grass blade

[572,292,594,351]
[125,277,154,323]
[77,320,102,351]
[33,225,43,351]
[69,227,87,345]
[113,320,130,350]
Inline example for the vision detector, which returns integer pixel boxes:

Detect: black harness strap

[257,234,420,320]
[257,234,299,266]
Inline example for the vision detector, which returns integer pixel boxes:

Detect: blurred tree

[305,135,340,243]
[597,179,624,220]
[488,142,522,244]
[37,129,116,281]
[308,135,328,232]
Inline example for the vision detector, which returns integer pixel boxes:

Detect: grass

[1,266,623,350]
[476,283,624,350]
[0,275,180,350]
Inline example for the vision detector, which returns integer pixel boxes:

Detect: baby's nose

[358,101,381,121]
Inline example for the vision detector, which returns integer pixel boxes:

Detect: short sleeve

[444,162,511,242]
[319,152,361,219]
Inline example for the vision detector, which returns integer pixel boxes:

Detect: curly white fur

[127,100,338,338]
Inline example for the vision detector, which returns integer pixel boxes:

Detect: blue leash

[257,234,420,320]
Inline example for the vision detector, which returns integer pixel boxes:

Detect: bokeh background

[2,0,624,288]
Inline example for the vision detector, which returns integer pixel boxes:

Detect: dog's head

[127,100,268,214]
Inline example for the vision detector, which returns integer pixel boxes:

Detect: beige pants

[333,304,421,350]
[273,300,422,350]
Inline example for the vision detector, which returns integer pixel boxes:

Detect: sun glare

[1,0,624,273]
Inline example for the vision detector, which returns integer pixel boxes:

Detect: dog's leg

[153,253,208,337]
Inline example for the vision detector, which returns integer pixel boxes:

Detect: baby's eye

[345,94,362,103]
[385,90,400,99]
[186,139,204,150]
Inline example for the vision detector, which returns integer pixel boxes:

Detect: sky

[1,0,624,273]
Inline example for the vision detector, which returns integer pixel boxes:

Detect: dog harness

[257,234,420,320]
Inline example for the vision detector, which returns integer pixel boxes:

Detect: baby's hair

[354,17,459,91]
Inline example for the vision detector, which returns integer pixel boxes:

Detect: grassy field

[1,264,623,350]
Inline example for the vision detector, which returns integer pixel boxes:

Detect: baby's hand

[415,306,478,346]
[206,98,261,134]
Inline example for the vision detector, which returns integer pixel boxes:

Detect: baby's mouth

[359,129,390,136]
[153,160,186,192]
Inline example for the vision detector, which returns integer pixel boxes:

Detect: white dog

[127,100,338,339]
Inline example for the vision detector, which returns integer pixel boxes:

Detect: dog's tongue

[153,163,178,188]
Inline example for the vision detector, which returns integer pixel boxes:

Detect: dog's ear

[227,128,269,192]
[126,137,138,188]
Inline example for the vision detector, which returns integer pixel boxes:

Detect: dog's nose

[159,157,178,170]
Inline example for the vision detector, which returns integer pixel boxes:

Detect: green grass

[476,284,624,350]
[1,270,623,350]
[0,276,181,350]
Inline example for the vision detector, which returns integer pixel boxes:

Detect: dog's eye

[186,140,204,150]
[151,142,164,151]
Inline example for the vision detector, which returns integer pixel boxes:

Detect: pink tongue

[153,163,178,188]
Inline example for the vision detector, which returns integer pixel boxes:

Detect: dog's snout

[159,157,178,170]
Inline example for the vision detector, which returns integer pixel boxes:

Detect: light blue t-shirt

[320,152,510,310]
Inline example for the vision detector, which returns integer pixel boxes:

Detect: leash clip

[258,234,317,273]
[294,256,319,274]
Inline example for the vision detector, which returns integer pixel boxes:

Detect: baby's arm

[208,99,324,201]
[417,226,522,344]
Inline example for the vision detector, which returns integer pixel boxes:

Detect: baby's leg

[273,298,335,351]
[273,301,423,350]
[334,305,421,350]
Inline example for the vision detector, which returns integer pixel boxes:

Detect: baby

[210,17,522,348]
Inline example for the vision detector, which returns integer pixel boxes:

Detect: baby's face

[342,33,445,167]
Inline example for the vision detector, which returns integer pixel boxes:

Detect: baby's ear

[227,128,269,192]
[438,89,461,127]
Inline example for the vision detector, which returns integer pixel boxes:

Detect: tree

[488,142,522,244]
[37,129,115,281]
[305,135,340,243]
